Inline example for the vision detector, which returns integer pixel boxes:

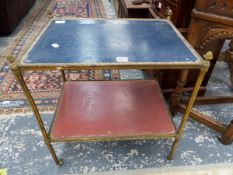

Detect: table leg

[61,70,66,81]
[7,56,62,165]
[219,120,233,145]
[170,69,189,111]
[168,52,213,160]
[168,68,208,159]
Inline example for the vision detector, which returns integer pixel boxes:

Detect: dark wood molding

[192,9,233,27]
[178,102,233,145]
[219,120,233,145]
[0,0,36,35]
[177,104,226,134]
[183,95,233,105]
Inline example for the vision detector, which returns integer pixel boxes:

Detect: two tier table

[7,18,212,165]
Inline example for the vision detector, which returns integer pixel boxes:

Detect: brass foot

[58,158,64,166]
[167,154,173,160]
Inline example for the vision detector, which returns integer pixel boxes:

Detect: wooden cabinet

[118,0,196,28]
[0,0,36,35]
[118,0,151,18]
[151,0,196,28]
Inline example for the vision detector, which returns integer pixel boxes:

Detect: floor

[0,1,233,175]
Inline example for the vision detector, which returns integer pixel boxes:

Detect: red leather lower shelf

[50,80,176,141]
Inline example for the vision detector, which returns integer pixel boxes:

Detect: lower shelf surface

[50,80,176,141]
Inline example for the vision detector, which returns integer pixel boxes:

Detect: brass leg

[168,68,207,160]
[168,52,213,160]
[7,56,62,165]
[170,69,189,111]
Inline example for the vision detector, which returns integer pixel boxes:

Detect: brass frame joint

[202,51,213,71]
[6,55,20,72]
[56,67,63,71]
[166,7,173,20]
[44,138,51,144]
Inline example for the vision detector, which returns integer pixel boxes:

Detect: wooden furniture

[152,0,233,94]
[0,0,36,35]
[145,0,233,145]
[150,0,196,28]
[219,40,233,86]
[181,0,233,145]
[117,0,151,18]
[8,18,210,165]
[186,0,233,94]
[148,0,199,92]
[184,41,233,145]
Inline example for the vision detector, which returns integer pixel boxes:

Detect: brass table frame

[7,18,212,165]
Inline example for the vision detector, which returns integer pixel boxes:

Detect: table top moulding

[17,18,204,70]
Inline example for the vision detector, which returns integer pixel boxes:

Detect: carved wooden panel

[200,28,233,49]
[195,0,233,17]
[219,40,233,86]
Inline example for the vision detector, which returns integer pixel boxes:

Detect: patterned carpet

[0,0,119,115]
[52,0,106,17]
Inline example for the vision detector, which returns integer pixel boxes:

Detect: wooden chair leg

[169,69,189,111]
[219,120,233,145]
[177,104,226,133]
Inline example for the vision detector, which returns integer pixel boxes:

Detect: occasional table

[8,18,211,165]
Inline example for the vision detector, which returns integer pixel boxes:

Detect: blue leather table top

[22,19,199,65]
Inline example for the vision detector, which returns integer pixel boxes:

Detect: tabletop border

[17,18,204,70]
